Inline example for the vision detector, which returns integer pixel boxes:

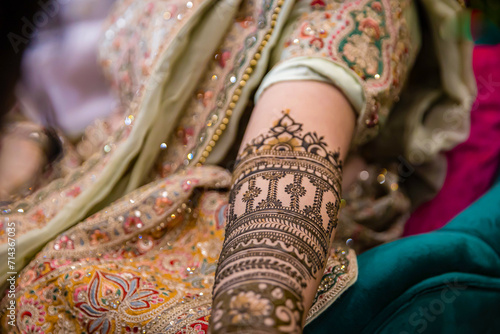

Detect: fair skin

[241,81,355,162]
[245,80,356,315]
[0,127,46,201]
[211,80,357,333]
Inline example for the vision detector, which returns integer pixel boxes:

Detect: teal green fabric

[474,20,500,45]
[306,173,500,333]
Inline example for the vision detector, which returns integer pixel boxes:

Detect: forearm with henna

[210,81,355,333]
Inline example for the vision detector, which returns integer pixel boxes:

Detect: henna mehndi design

[236,109,342,168]
[210,111,342,333]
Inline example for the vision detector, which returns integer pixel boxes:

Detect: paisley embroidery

[282,0,413,143]
[75,272,164,333]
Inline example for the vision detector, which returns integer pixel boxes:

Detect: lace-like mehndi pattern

[211,112,342,333]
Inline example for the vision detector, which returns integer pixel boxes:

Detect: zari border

[194,0,288,166]
[305,246,358,325]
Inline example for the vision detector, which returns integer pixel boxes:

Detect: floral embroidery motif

[89,229,111,246]
[53,235,75,250]
[342,34,381,77]
[283,0,413,143]
[75,272,164,333]
[31,209,46,226]
[123,216,144,234]
[66,186,81,198]
[17,296,47,333]
[154,197,173,215]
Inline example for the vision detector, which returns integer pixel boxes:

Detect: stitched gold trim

[305,247,357,324]
[195,0,285,167]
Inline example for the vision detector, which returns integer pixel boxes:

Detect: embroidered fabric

[0,167,355,333]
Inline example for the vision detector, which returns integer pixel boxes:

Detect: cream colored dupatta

[0,0,242,282]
